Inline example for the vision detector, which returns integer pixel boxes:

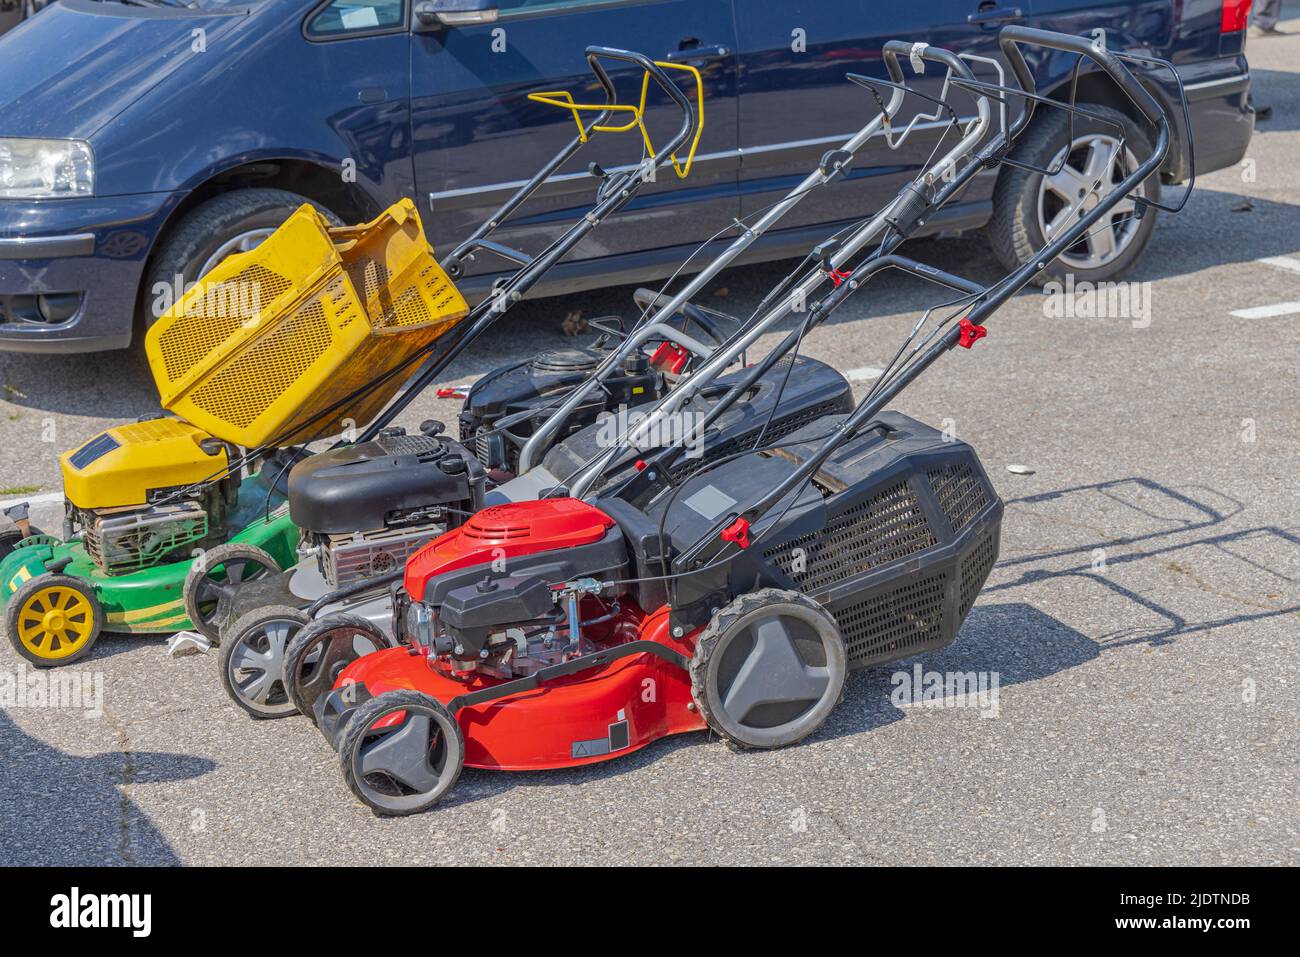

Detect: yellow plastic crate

[146,198,469,447]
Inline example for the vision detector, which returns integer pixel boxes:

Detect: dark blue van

[0,0,1253,353]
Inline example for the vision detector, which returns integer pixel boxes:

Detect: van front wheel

[141,188,340,330]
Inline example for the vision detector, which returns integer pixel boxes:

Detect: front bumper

[0,191,183,353]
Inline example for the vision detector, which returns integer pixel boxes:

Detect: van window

[308,0,406,37]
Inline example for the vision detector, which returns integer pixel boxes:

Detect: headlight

[0,138,95,199]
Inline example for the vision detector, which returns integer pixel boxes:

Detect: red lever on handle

[958,317,987,349]
[720,516,751,550]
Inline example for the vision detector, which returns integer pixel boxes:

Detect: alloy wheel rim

[1036,132,1142,271]
[198,227,276,279]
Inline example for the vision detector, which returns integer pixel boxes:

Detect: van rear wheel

[988,104,1160,286]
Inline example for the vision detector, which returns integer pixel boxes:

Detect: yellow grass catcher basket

[145,198,468,447]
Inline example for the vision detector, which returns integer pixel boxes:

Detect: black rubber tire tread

[689,587,846,751]
[284,613,392,723]
[338,689,464,817]
[0,526,45,564]
[182,541,282,645]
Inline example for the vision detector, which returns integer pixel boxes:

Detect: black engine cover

[542,354,854,490]
[288,431,486,534]
[439,575,556,657]
[458,347,663,473]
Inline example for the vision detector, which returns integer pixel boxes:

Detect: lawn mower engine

[458,345,665,478]
[288,424,487,590]
[59,417,244,575]
[396,499,632,678]
[458,294,745,478]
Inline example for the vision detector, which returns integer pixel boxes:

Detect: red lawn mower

[295,27,1190,815]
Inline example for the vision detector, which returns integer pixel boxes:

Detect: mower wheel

[5,573,103,668]
[285,614,393,723]
[219,605,309,719]
[339,689,464,817]
[183,542,282,644]
[690,588,846,750]
[0,525,47,563]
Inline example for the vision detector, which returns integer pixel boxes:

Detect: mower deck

[316,604,703,771]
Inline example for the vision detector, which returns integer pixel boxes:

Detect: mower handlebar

[880,41,978,84]
[996,25,1167,139]
[671,25,1178,572]
[583,45,700,168]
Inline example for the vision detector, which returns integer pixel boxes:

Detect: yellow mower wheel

[5,574,103,668]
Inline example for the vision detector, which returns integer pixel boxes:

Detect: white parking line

[1230,302,1300,319]
[1258,255,1300,276]
[0,490,63,510]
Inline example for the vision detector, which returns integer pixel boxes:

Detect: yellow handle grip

[652,60,704,179]
[526,59,705,180]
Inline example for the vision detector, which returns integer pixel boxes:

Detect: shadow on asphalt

[0,707,214,865]
[993,476,1300,646]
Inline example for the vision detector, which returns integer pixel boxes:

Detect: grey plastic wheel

[218,605,308,719]
[339,690,464,817]
[690,588,846,750]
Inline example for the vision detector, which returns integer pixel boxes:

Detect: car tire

[141,187,341,330]
[988,103,1160,286]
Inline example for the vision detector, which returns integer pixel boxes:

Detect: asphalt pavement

[1,22,1297,866]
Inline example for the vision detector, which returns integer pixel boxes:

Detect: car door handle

[664,43,730,63]
[968,5,1023,25]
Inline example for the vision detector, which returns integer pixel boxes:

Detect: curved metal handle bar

[356,46,698,444]
[1104,48,1196,214]
[512,80,910,474]
[846,73,962,154]
[687,26,1176,547]
[881,40,976,84]
[654,60,706,178]
[563,60,997,497]
[584,45,698,166]
[528,57,703,180]
[847,41,981,155]
[997,25,1164,142]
